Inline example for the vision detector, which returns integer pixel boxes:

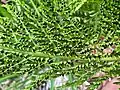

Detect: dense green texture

[0,0,120,89]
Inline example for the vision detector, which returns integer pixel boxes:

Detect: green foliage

[0,0,120,89]
[0,4,12,18]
